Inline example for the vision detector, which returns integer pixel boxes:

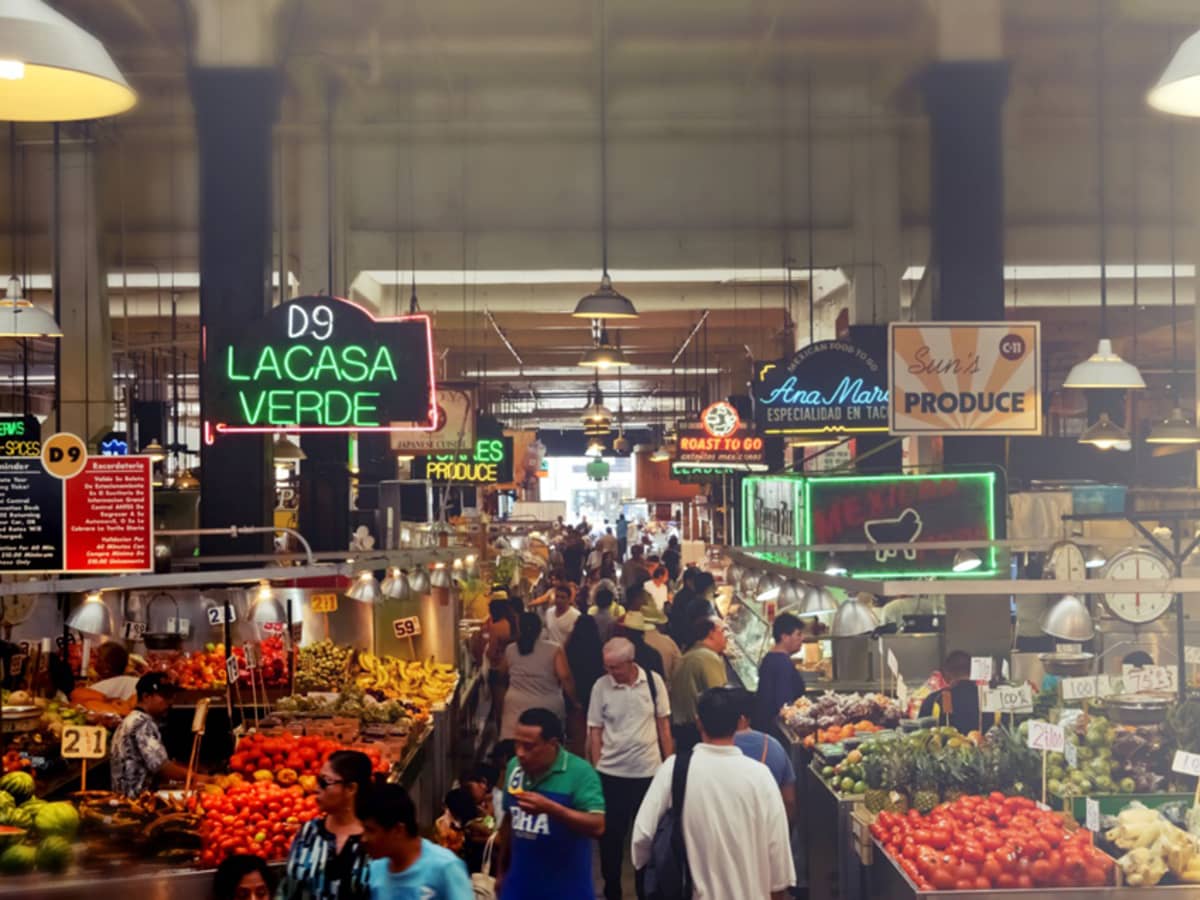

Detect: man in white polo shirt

[587,637,672,900]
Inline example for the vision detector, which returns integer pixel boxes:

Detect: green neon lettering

[352,392,380,426]
[268,390,293,424]
[313,345,341,380]
[283,345,314,382]
[341,345,369,382]
[295,390,324,421]
[367,347,398,381]
[253,346,282,380]
[227,346,252,381]
[238,391,268,424]
[325,390,353,425]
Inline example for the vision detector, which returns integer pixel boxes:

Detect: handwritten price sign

[122,621,146,641]
[225,656,240,685]
[207,605,236,626]
[1172,750,1200,778]
[61,725,107,759]
[1027,721,1066,753]
[1122,665,1177,694]
[392,616,422,639]
[980,684,1034,713]
[970,657,994,683]
[1060,675,1123,703]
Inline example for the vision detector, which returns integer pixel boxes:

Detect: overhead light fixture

[1078,412,1130,451]
[381,567,413,601]
[1147,29,1200,117]
[952,548,982,573]
[408,567,431,594]
[585,438,605,457]
[248,581,285,624]
[824,553,848,577]
[788,435,841,449]
[0,0,136,122]
[273,434,306,464]
[346,570,382,605]
[1085,546,1107,569]
[831,592,880,637]
[1041,594,1095,642]
[577,327,629,367]
[0,275,61,337]
[574,275,638,319]
[174,468,199,490]
[800,584,837,614]
[430,564,453,590]
[1064,10,1144,393]
[67,591,114,636]
[649,444,670,463]
[141,439,166,462]
[1147,407,1200,445]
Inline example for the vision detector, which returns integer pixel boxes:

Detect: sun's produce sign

[803,472,998,578]
[888,322,1041,435]
[204,296,437,437]
[412,437,514,484]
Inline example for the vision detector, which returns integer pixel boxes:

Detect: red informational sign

[63,457,153,572]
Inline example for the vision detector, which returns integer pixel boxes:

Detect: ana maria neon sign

[204,296,437,437]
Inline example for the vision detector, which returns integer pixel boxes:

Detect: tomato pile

[198,781,320,866]
[871,793,1115,891]
[228,733,386,785]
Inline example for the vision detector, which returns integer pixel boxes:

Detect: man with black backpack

[631,686,795,900]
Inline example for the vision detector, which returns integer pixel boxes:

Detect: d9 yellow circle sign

[41,433,87,479]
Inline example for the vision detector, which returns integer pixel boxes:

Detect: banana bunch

[354,653,458,704]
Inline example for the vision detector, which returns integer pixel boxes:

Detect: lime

[852,781,867,794]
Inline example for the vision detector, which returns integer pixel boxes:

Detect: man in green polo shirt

[669,616,728,753]
[498,707,606,900]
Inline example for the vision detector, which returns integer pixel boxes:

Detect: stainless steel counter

[0,863,283,900]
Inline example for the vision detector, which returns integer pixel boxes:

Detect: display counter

[0,862,285,900]
[807,760,868,900]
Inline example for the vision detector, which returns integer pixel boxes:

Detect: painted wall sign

[0,415,41,458]
[803,472,998,578]
[888,322,1042,435]
[0,437,153,573]
[412,436,514,484]
[740,476,804,561]
[390,383,476,455]
[753,338,889,437]
[203,295,437,437]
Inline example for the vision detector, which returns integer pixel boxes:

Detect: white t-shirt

[90,675,139,701]
[544,604,581,645]
[645,580,669,610]
[587,666,670,778]
[632,743,795,899]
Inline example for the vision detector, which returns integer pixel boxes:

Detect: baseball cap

[135,672,180,700]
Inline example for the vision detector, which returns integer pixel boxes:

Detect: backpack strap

[760,733,770,763]
[670,748,694,893]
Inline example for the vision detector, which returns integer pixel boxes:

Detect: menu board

[0,437,153,573]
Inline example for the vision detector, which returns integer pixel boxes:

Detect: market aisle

[592,840,637,899]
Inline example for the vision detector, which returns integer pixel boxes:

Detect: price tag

[166,616,191,636]
[1027,721,1066,753]
[289,622,303,645]
[207,605,236,626]
[122,621,146,641]
[1061,674,1123,702]
[6,655,25,679]
[887,648,899,678]
[1036,801,1051,812]
[1186,647,1200,665]
[225,656,240,684]
[1065,741,1078,768]
[981,683,1035,713]
[1058,643,1083,654]
[262,621,285,635]
[392,616,423,639]
[970,657,993,683]
[1172,750,1200,777]
[1123,665,1178,693]
[896,676,909,708]
[61,725,107,759]
[192,698,210,734]
[243,642,261,669]
[311,592,338,614]
[1085,798,1100,832]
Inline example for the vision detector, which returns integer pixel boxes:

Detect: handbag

[636,748,695,900]
[472,832,497,900]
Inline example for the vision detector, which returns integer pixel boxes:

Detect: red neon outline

[205,296,439,436]
[700,400,741,439]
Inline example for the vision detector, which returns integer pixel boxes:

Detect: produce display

[150,638,289,692]
[1044,715,1167,799]
[295,639,354,692]
[275,684,430,728]
[227,732,387,787]
[75,791,203,867]
[871,793,1116,891]
[781,692,904,740]
[294,643,457,707]
[197,780,319,867]
[0,790,80,877]
[804,720,886,750]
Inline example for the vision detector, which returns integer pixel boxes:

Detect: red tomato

[980,858,1003,882]
[931,867,955,891]
[1016,874,1033,889]
[995,873,1017,889]
[953,879,974,891]
[1030,859,1054,885]
[1083,865,1107,887]
[974,876,991,890]
[929,828,951,850]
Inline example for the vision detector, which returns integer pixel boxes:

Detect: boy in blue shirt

[357,782,473,900]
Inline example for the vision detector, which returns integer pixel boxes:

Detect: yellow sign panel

[888,322,1042,435]
[311,592,339,614]
[41,432,88,479]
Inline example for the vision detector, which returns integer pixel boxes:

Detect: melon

[1,808,32,830]
[33,803,79,840]
[0,772,34,804]
[35,836,71,874]
[0,843,35,875]
[0,792,13,813]
[0,825,24,850]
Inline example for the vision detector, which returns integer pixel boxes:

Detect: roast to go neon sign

[204,296,437,436]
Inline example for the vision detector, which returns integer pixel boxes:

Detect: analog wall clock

[1046,541,1087,582]
[1101,548,1173,624]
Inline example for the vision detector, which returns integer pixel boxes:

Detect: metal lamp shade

[738,569,763,599]
[68,596,114,637]
[755,573,784,602]
[0,300,62,337]
[1041,594,1095,642]
[381,568,413,601]
[248,584,285,624]
[578,342,628,367]
[831,595,880,637]
[430,565,452,589]
[725,564,744,592]
[572,274,638,319]
[1148,30,1200,117]
[1146,408,1200,445]
[346,571,382,605]
[1063,339,1145,390]
[952,548,982,573]
[1078,412,1131,451]
[800,585,838,614]
[408,567,431,594]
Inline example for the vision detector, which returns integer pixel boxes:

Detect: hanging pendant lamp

[577,326,629,367]
[0,0,137,122]
[1147,120,1200,445]
[1064,5,1144,392]
[1148,30,1200,117]
[273,433,307,464]
[0,275,61,337]
[1079,412,1130,451]
[573,0,636,319]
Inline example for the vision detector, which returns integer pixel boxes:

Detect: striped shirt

[277,816,371,900]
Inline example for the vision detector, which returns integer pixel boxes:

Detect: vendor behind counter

[918,651,980,735]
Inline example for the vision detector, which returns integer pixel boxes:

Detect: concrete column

[845,121,904,327]
[190,0,284,554]
[53,131,112,442]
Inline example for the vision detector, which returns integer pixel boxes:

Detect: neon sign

[412,437,514,484]
[203,295,437,437]
[701,401,740,438]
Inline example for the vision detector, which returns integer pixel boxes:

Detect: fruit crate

[1066,792,1195,822]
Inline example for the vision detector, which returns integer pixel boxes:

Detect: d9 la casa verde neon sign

[203,296,438,437]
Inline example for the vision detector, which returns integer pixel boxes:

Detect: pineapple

[911,752,941,814]
[863,751,890,814]
[882,746,911,813]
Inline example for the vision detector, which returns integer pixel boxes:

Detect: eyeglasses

[316,776,343,789]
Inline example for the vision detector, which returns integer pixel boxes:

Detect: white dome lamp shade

[801,584,837,615]
[831,592,880,637]
[0,0,137,122]
[0,276,62,337]
[1148,30,1200,118]
[1041,594,1095,643]
[952,548,982,573]
[68,591,114,637]
[1063,339,1145,391]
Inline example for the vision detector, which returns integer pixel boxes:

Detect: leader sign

[888,322,1042,435]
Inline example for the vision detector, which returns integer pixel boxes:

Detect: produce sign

[412,436,513,484]
[0,439,152,573]
[753,338,888,437]
[0,415,40,458]
[802,472,998,578]
[674,402,767,470]
[888,322,1042,435]
[203,295,437,436]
